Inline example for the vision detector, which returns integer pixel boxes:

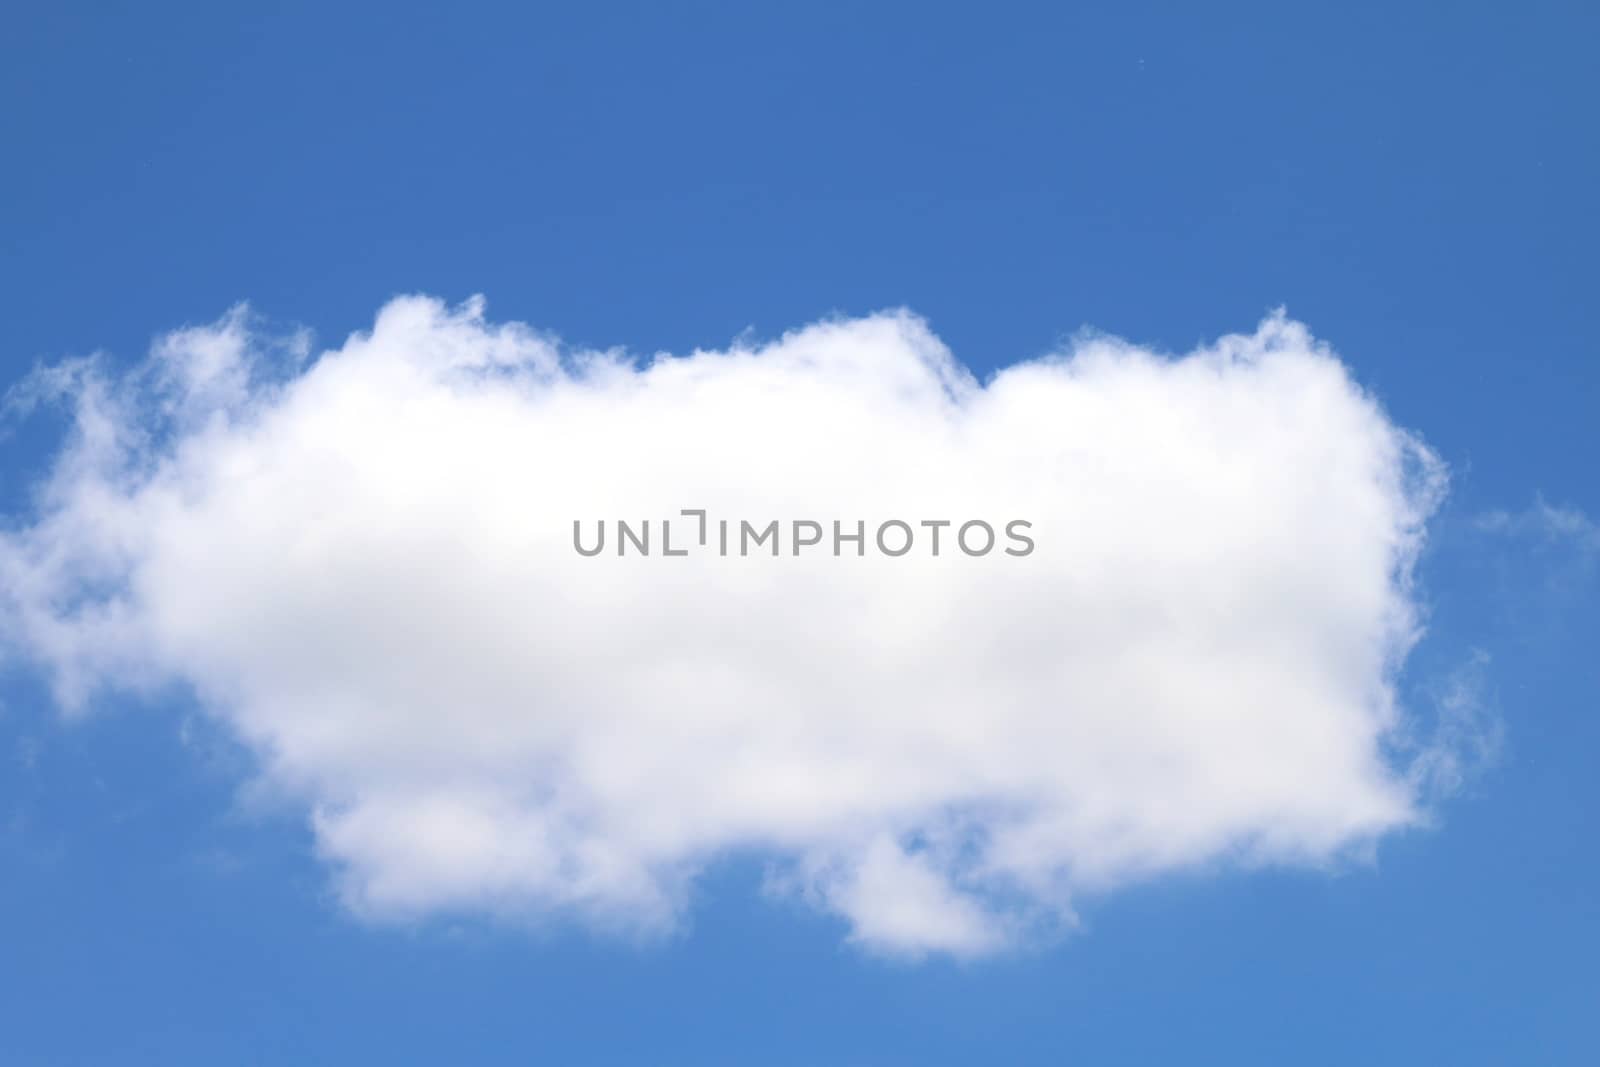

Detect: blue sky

[2,2,1596,1063]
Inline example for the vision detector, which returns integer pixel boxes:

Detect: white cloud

[1476,497,1600,552]
[1406,649,1502,800]
[0,296,1449,956]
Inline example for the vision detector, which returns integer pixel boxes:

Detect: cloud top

[0,297,1446,956]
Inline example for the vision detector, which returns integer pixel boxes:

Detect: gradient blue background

[2,2,1596,1062]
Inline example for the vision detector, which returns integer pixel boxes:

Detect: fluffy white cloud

[0,296,1448,956]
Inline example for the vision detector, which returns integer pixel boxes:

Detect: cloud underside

[0,297,1445,956]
